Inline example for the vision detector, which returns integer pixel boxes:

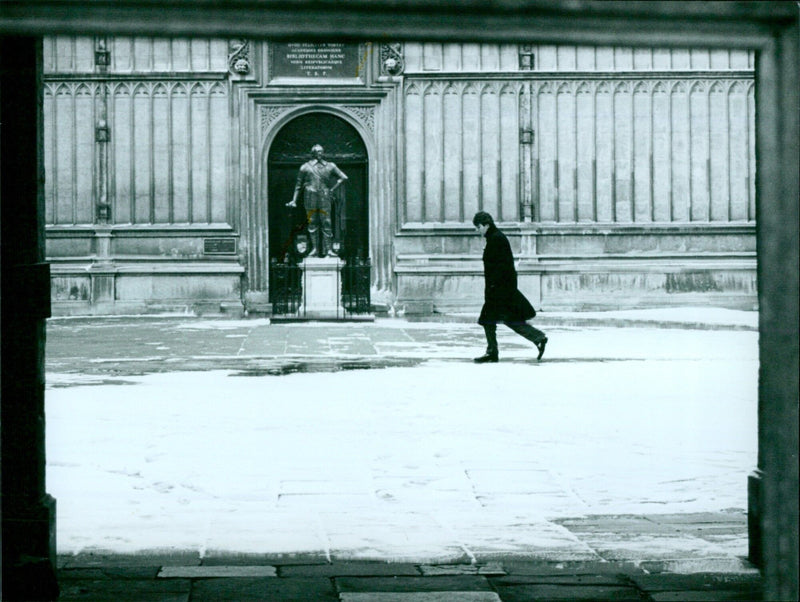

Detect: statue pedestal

[302,256,342,319]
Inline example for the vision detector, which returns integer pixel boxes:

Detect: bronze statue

[286,144,348,257]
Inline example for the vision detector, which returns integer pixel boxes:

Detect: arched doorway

[268,112,368,265]
[267,112,369,313]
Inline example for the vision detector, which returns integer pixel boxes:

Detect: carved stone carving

[518,44,534,70]
[228,39,251,75]
[380,43,405,76]
[344,105,375,132]
[261,105,290,132]
[95,37,110,68]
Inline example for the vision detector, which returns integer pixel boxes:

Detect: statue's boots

[321,235,335,258]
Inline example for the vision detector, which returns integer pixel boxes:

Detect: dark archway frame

[1,3,796,600]
[267,111,369,265]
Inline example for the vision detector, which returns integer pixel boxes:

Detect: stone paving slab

[55,557,765,601]
[203,553,331,566]
[335,575,494,592]
[340,593,502,601]
[157,565,277,578]
[59,551,201,568]
[649,591,761,601]
[628,572,762,592]
[200,552,326,566]
[454,521,599,561]
[554,515,681,535]
[330,545,470,564]
[280,562,422,577]
[57,578,191,602]
[576,533,731,562]
[648,511,748,525]
[491,584,644,601]
[489,574,630,587]
[499,560,646,576]
[418,562,506,576]
[639,557,759,574]
[58,566,160,580]
[190,576,340,601]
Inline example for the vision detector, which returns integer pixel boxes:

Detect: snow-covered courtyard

[45,311,758,562]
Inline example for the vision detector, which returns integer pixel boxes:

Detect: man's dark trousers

[483,321,546,356]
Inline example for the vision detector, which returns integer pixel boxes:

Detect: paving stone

[61,550,201,568]
[157,565,277,578]
[678,527,751,541]
[455,521,599,561]
[650,591,762,601]
[574,533,728,561]
[335,575,493,593]
[190,577,339,601]
[491,584,643,601]
[640,558,759,574]
[280,562,421,577]
[330,546,470,565]
[488,574,629,587]
[58,566,160,580]
[647,512,747,526]
[500,560,645,577]
[419,562,506,576]
[471,548,601,562]
[203,550,330,566]
[57,578,190,602]
[629,572,762,592]
[201,552,319,566]
[187,577,269,601]
[340,594,501,602]
[555,516,678,535]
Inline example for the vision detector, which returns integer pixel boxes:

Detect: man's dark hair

[472,211,495,228]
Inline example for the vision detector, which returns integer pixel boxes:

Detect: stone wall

[394,43,756,312]
[43,36,242,315]
[42,38,757,314]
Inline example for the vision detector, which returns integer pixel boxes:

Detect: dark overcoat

[478,225,536,325]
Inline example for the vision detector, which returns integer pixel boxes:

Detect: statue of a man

[286,144,348,257]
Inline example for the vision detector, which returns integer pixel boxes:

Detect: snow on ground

[174,318,271,330]
[541,307,758,327]
[46,325,758,557]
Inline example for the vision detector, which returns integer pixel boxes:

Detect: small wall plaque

[204,238,237,255]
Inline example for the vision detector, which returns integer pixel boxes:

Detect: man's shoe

[474,353,499,364]
[536,337,548,360]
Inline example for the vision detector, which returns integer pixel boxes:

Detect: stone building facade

[43,38,756,315]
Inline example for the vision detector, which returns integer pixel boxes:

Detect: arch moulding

[245,102,388,303]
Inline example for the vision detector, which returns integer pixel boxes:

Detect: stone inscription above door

[269,43,367,82]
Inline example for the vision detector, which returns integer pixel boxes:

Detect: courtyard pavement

[46,308,762,601]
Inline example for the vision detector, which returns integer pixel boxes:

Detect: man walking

[473,211,548,363]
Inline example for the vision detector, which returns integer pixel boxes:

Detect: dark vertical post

[1,36,59,601]
[752,20,799,602]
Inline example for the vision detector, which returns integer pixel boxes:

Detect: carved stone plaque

[204,238,237,255]
[270,43,363,80]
